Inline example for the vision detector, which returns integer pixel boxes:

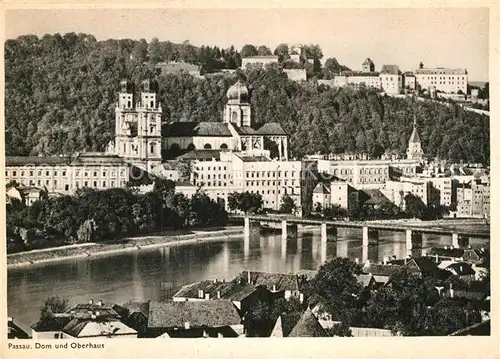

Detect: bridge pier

[321,223,337,242]
[405,229,423,256]
[244,217,260,239]
[282,220,298,240]
[451,233,469,248]
[320,239,327,264]
[362,226,379,246]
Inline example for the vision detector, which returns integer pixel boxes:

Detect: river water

[7,228,488,332]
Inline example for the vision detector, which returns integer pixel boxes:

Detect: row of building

[241,56,468,96]
[4,79,488,219]
[11,242,489,339]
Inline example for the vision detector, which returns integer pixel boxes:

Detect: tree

[257,45,272,56]
[322,204,348,219]
[273,43,289,61]
[306,258,363,325]
[240,44,258,58]
[404,193,427,219]
[40,296,68,320]
[228,191,263,214]
[279,194,296,214]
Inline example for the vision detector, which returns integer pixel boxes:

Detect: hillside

[5,34,490,164]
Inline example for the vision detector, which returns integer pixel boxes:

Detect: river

[7,228,488,332]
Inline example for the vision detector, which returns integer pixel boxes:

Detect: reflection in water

[7,229,488,332]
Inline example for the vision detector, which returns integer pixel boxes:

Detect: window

[54,171,57,176]
[21,171,25,176]
[46,180,49,185]
[103,181,106,188]
[37,180,41,186]
[93,181,97,187]
[84,181,88,187]
[65,184,69,191]
[62,170,66,176]
[45,171,49,176]
[75,170,80,176]
[5,171,9,177]
[13,171,17,176]
[111,181,115,187]
[103,171,107,177]
[85,171,89,177]
[93,171,97,177]
[54,180,58,186]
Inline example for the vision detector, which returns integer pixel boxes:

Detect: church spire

[409,115,421,143]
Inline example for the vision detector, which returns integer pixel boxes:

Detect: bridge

[231,215,489,261]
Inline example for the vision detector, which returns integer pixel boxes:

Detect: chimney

[198,289,204,299]
[217,291,221,299]
[404,258,407,265]
[218,332,223,338]
[7,317,13,323]
[383,256,388,265]
[355,258,359,264]
[95,311,100,317]
[247,271,251,285]
[299,293,304,304]
[205,293,210,300]
[272,284,277,292]
[91,314,96,320]
[184,322,190,330]
[97,300,103,306]
[203,329,208,338]
[89,299,94,305]
[435,254,439,263]
[364,259,370,268]
[435,286,444,296]
[449,283,454,298]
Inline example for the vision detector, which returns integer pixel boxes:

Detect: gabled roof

[271,312,303,337]
[445,262,476,276]
[176,149,225,161]
[234,126,257,135]
[31,315,72,332]
[70,153,127,166]
[147,301,242,329]
[62,318,137,338]
[361,189,392,206]
[390,257,438,274]
[362,264,403,277]
[380,64,401,75]
[288,309,327,337]
[6,156,70,166]
[313,182,330,194]
[256,123,287,136]
[236,271,299,292]
[8,319,30,339]
[363,58,374,65]
[429,247,465,259]
[356,274,375,288]
[163,122,232,137]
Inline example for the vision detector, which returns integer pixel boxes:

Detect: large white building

[414,67,468,94]
[5,153,130,198]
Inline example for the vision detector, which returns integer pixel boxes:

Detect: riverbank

[7,225,320,268]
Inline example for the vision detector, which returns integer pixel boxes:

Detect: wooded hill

[5,34,489,164]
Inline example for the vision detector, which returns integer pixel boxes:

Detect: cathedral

[108,79,290,172]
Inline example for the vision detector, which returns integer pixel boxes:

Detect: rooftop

[147,300,242,329]
[235,271,300,292]
[362,263,403,277]
[163,121,232,137]
[176,149,226,161]
[380,64,402,75]
[256,122,288,136]
[62,318,137,338]
[288,309,327,337]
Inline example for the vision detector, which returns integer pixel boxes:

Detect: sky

[5,7,490,81]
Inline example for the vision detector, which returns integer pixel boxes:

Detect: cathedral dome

[226,80,249,102]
